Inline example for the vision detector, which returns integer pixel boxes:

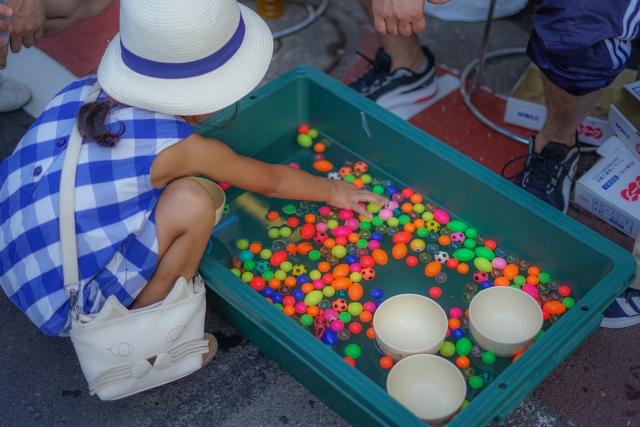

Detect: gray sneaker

[0,76,32,112]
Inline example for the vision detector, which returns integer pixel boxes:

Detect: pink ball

[363,302,376,312]
[339,209,354,221]
[295,302,307,314]
[218,182,231,190]
[324,309,338,323]
[288,162,300,169]
[318,206,331,216]
[331,226,351,237]
[312,279,324,290]
[449,307,462,319]
[386,201,399,210]
[445,328,450,338]
[433,209,450,224]
[313,153,325,161]
[349,263,362,273]
[379,209,393,221]
[522,284,539,300]
[316,222,328,233]
[368,240,380,250]
[345,218,360,230]
[492,257,507,269]
[331,320,345,331]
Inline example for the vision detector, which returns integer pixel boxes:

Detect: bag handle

[59,82,103,313]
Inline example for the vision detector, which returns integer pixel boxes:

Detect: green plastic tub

[197,66,636,426]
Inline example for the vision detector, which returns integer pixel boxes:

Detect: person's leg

[42,0,113,36]
[358,0,424,73]
[130,178,216,309]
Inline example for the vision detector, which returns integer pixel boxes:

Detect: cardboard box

[504,64,637,146]
[608,80,640,159]
[574,136,640,238]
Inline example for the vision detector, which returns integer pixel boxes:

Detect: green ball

[344,175,355,182]
[307,128,319,138]
[274,303,283,311]
[297,134,313,147]
[416,227,428,237]
[510,284,521,290]
[413,203,425,214]
[473,257,492,273]
[327,219,339,229]
[274,269,287,280]
[241,271,253,282]
[230,268,241,277]
[347,302,363,316]
[447,220,468,233]
[268,228,280,238]
[482,351,496,364]
[350,272,362,282]
[562,297,575,309]
[323,286,336,297]
[461,400,470,410]
[513,275,526,286]
[371,216,383,227]
[439,341,456,357]
[367,203,382,214]
[236,239,249,250]
[387,217,400,227]
[309,270,321,280]
[465,228,478,238]
[398,215,411,225]
[534,330,545,341]
[332,245,347,258]
[538,272,551,284]
[422,212,434,222]
[361,174,372,184]
[300,314,314,326]
[463,239,477,249]
[262,271,275,281]
[359,220,372,230]
[283,204,296,214]
[372,185,385,195]
[344,344,362,359]
[308,250,321,261]
[279,226,292,238]
[456,337,472,356]
[469,376,483,389]
[243,260,256,270]
[260,249,273,259]
[338,312,352,322]
[280,261,293,272]
[356,239,369,249]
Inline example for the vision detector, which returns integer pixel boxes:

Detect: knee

[76,0,114,20]
[163,178,217,231]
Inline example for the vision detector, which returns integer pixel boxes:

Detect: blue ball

[375,300,385,308]
[322,329,338,346]
[291,289,304,300]
[271,292,284,303]
[238,249,254,262]
[371,287,384,299]
[370,232,383,241]
[261,287,274,298]
[481,280,493,290]
[451,328,465,339]
[385,186,398,196]
[346,254,359,265]
[296,274,310,284]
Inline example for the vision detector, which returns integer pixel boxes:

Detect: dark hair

[76,98,125,148]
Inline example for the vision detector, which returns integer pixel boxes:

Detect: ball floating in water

[313,160,334,172]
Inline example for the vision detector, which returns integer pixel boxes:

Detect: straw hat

[97,0,273,116]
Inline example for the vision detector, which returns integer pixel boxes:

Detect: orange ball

[456,356,470,369]
[494,277,510,287]
[410,193,423,204]
[304,213,316,223]
[313,142,326,153]
[335,236,347,246]
[301,283,314,294]
[283,306,295,316]
[343,357,356,367]
[413,219,425,228]
[392,243,408,260]
[465,309,470,318]
[543,301,566,315]
[425,261,442,277]
[323,238,336,249]
[438,235,451,246]
[526,275,540,285]
[353,178,364,189]
[268,278,281,289]
[379,356,394,369]
[359,311,373,323]
[372,249,389,265]
[249,242,262,254]
[446,258,459,269]
[512,352,524,363]
[403,223,416,233]
[401,203,414,213]
[318,262,330,272]
[265,298,273,304]
[457,263,469,274]
[348,233,360,243]
[284,276,297,288]
[527,266,541,276]
[503,264,519,280]
[307,306,319,317]
[333,264,350,278]
[366,327,376,339]
[266,211,279,221]
[448,318,460,330]
[332,277,352,290]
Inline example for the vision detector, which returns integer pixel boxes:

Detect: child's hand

[328,180,389,219]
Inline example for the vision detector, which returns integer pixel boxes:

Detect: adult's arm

[0,0,45,69]
[372,0,450,37]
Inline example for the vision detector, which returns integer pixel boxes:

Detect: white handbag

[60,82,209,401]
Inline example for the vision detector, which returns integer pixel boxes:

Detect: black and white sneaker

[348,47,438,110]
[502,136,580,214]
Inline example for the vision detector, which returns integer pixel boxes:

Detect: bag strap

[59,82,103,313]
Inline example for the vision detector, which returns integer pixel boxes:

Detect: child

[0,0,387,351]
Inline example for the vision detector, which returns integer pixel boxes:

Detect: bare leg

[358,0,425,73]
[42,0,113,36]
[535,74,604,153]
[130,178,216,309]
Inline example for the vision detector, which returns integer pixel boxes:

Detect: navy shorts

[527,0,639,96]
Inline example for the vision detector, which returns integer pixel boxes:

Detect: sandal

[202,333,218,368]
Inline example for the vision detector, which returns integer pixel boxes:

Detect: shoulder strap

[60,81,103,292]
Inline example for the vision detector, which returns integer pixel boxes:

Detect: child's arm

[152,134,388,217]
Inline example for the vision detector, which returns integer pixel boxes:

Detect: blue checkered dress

[0,76,194,336]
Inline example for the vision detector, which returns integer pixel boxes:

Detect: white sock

[416,56,428,74]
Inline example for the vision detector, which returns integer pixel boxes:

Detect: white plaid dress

[0,76,195,336]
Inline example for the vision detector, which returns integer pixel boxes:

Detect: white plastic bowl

[373,294,448,361]
[387,354,467,425]
[188,177,226,227]
[469,286,543,357]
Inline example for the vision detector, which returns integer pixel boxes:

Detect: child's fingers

[355,190,387,207]
[351,202,373,219]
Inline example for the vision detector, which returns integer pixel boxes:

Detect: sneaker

[0,76,32,112]
[348,46,437,110]
[601,288,640,328]
[502,136,580,214]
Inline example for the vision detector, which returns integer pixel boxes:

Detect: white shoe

[0,76,32,112]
